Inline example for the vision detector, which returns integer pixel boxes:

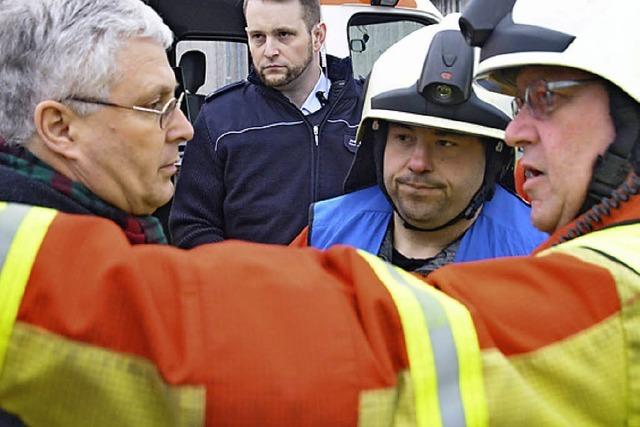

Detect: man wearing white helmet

[461,0,640,235]
[293,16,547,273]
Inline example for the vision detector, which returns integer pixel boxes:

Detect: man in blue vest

[296,17,547,273]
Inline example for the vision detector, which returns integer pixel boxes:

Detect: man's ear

[33,100,82,159]
[312,22,327,52]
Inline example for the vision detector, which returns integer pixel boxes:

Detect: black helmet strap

[579,85,639,214]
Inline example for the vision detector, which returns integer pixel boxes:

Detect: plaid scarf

[0,137,167,244]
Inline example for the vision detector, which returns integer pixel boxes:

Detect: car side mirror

[350,34,370,53]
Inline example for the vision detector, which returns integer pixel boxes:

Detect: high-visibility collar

[0,202,57,372]
[541,222,640,275]
[358,250,488,427]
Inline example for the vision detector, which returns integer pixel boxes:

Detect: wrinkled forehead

[479,65,597,97]
[110,37,176,97]
[514,66,594,88]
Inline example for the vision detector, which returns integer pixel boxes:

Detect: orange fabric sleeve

[289,225,309,247]
[15,211,623,424]
[19,213,408,426]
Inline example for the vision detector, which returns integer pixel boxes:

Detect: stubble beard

[259,44,314,89]
[389,177,449,228]
[396,194,447,227]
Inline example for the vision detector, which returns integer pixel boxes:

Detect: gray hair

[0,0,173,146]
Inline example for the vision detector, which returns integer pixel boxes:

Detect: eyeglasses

[67,91,185,129]
[511,79,597,119]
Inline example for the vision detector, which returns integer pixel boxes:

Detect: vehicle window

[176,40,249,96]
[348,14,433,79]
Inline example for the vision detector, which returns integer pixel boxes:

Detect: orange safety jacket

[0,191,639,426]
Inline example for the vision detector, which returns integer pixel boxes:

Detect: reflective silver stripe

[214,121,305,151]
[0,203,31,269]
[386,263,466,427]
[326,119,358,128]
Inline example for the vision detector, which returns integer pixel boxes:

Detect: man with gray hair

[0,0,193,245]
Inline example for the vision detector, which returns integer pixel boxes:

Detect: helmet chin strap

[391,138,507,233]
[397,185,486,232]
[579,86,639,214]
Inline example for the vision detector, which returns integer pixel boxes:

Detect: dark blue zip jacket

[309,185,548,261]
[170,56,364,247]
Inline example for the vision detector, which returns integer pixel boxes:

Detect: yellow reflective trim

[358,250,487,427]
[397,267,487,427]
[0,204,57,373]
[0,322,206,427]
[445,286,488,427]
[358,251,441,427]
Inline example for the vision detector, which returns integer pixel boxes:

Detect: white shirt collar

[300,70,331,116]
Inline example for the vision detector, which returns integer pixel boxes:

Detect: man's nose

[407,143,434,173]
[505,108,538,149]
[166,108,194,144]
[264,37,280,57]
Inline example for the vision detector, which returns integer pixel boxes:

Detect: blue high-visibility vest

[309,185,547,262]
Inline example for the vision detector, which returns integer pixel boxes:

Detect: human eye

[148,100,164,110]
[390,131,414,146]
[250,33,265,44]
[278,31,293,40]
[531,85,551,104]
[143,95,171,111]
[526,81,557,117]
[435,139,456,148]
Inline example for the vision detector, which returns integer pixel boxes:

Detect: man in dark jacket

[169,0,364,247]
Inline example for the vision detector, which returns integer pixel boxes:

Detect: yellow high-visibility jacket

[0,189,638,426]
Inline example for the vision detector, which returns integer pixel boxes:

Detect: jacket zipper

[311,81,347,201]
[260,81,349,203]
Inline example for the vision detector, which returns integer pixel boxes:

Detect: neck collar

[535,173,640,253]
[0,140,167,244]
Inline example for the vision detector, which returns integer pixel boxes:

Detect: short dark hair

[243,0,321,31]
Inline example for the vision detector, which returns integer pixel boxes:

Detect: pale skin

[383,123,485,259]
[244,0,326,107]
[28,37,194,215]
[505,66,615,233]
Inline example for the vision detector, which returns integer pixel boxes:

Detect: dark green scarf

[0,137,167,244]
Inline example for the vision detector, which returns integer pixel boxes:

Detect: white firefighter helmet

[354,13,509,146]
[459,0,640,212]
[460,0,640,104]
[345,14,514,231]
